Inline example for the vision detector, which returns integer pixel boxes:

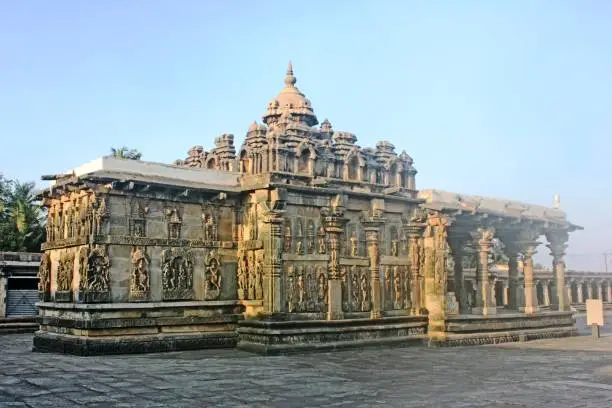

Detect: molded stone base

[33,300,243,356]
[237,315,428,355]
[428,311,577,347]
[54,291,72,302]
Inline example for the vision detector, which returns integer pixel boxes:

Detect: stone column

[503,285,509,306]
[577,282,584,303]
[546,231,569,311]
[543,281,551,306]
[405,222,425,315]
[448,234,469,315]
[507,251,520,310]
[323,209,347,320]
[607,282,612,303]
[364,222,383,319]
[424,212,452,335]
[587,282,593,300]
[471,227,496,316]
[262,204,285,314]
[597,281,603,300]
[521,243,539,314]
[566,284,572,305]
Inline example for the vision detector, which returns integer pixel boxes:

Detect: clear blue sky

[1,1,610,270]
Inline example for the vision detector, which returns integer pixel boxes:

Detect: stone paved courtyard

[0,315,611,408]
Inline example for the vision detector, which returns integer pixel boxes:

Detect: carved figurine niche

[284,221,292,252]
[306,221,315,254]
[316,266,328,312]
[286,266,296,312]
[165,206,183,240]
[295,220,304,255]
[79,245,111,303]
[317,226,326,254]
[392,266,402,310]
[237,251,248,300]
[56,250,75,302]
[203,250,222,300]
[390,226,399,257]
[130,247,150,301]
[201,208,218,241]
[350,231,359,257]
[161,247,194,300]
[350,265,360,311]
[92,196,109,235]
[38,253,51,301]
[247,251,256,299]
[129,199,149,237]
[255,254,264,300]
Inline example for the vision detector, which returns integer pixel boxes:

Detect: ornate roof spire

[284,60,297,87]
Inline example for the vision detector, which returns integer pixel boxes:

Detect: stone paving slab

[0,315,611,407]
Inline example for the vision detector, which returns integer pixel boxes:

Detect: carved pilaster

[364,222,382,319]
[447,233,469,315]
[261,193,286,314]
[470,227,496,316]
[424,211,452,333]
[322,205,347,320]
[404,221,425,315]
[546,230,569,311]
[520,241,540,314]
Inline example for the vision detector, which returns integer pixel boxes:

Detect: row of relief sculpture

[45,196,109,244]
[341,266,371,313]
[236,250,264,301]
[286,265,328,313]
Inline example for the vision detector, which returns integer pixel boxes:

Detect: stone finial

[553,193,560,209]
[284,61,297,87]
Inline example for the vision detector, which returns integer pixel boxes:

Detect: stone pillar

[587,282,593,300]
[448,234,469,314]
[566,284,572,305]
[507,252,520,310]
[405,222,425,315]
[597,281,603,301]
[262,202,286,314]
[577,282,584,303]
[0,269,7,318]
[323,209,347,320]
[607,282,612,303]
[424,212,452,335]
[546,231,569,311]
[364,223,383,319]
[521,243,539,314]
[543,281,551,306]
[471,227,496,316]
[503,285,509,306]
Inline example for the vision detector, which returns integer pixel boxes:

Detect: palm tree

[0,177,45,252]
[110,146,142,160]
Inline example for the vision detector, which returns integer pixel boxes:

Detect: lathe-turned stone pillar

[597,281,603,301]
[322,206,347,320]
[424,212,452,335]
[607,282,612,303]
[507,251,520,310]
[448,233,469,314]
[470,227,496,316]
[587,282,593,300]
[577,282,584,303]
[543,281,551,306]
[546,230,569,311]
[521,243,540,314]
[404,216,426,315]
[262,201,286,314]
[364,221,383,319]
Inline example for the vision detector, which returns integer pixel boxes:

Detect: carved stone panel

[203,249,222,300]
[343,265,371,313]
[80,245,111,303]
[161,247,194,301]
[56,250,75,302]
[130,247,150,301]
[38,253,51,301]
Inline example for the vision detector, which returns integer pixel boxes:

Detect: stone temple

[35,63,582,355]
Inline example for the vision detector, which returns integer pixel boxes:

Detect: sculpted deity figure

[393,266,402,309]
[317,269,327,310]
[350,266,360,310]
[237,254,248,299]
[255,257,263,300]
[359,269,369,311]
[317,226,326,254]
[391,239,398,257]
[350,231,359,257]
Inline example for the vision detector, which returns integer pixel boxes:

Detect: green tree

[0,175,45,252]
[109,146,142,160]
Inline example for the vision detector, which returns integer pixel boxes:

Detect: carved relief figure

[295,220,304,254]
[129,199,148,237]
[237,252,248,300]
[130,247,150,301]
[307,221,315,254]
[284,222,292,252]
[255,256,264,300]
[317,266,327,311]
[87,246,111,294]
[340,266,349,312]
[359,268,370,311]
[204,250,222,300]
[78,246,89,292]
[57,251,75,292]
[286,266,295,312]
[317,226,326,254]
[161,247,194,300]
[248,204,258,240]
[350,231,359,257]
[247,251,256,299]
[93,196,108,235]
[350,266,360,311]
[296,266,305,311]
[393,266,402,309]
[403,266,411,309]
[384,266,392,309]
[38,253,51,299]
[165,206,182,240]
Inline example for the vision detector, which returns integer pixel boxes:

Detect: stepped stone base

[428,311,577,347]
[237,315,428,355]
[0,317,38,335]
[32,300,243,356]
